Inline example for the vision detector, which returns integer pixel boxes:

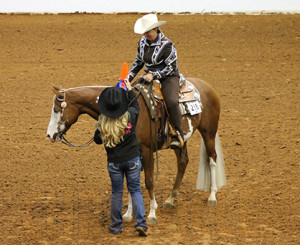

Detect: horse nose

[47,133,55,143]
[53,133,58,141]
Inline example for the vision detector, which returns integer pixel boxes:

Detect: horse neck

[66,86,106,120]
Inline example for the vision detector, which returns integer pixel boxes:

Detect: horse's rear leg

[208,157,217,206]
[202,132,218,206]
[163,143,189,208]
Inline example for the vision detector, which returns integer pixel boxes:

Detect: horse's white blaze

[46,105,64,140]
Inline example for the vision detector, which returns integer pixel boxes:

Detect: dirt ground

[0,13,299,244]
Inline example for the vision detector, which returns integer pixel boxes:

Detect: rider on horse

[125,14,183,149]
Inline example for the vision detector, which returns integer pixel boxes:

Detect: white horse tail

[196,133,227,191]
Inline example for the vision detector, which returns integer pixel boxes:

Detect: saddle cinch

[133,74,202,150]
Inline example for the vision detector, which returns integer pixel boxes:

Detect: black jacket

[94,90,140,163]
[128,32,179,81]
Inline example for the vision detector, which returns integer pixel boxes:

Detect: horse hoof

[207,199,217,207]
[123,216,132,222]
[147,216,157,225]
[163,202,174,209]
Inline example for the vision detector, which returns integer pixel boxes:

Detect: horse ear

[52,85,64,99]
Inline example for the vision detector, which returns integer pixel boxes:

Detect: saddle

[133,74,202,149]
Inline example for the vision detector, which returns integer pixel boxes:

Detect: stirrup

[170,131,184,149]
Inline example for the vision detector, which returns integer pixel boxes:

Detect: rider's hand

[124,79,132,91]
[144,73,153,83]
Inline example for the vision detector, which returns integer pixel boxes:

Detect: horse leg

[122,193,133,222]
[208,156,217,206]
[202,132,218,206]
[163,143,189,208]
[140,145,158,224]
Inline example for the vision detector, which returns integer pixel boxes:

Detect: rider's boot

[170,130,184,149]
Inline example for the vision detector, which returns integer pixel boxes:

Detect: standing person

[125,13,183,149]
[94,80,148,237]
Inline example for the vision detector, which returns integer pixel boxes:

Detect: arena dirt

[0,13,299,244]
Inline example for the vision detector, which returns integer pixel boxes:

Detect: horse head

[46,85,80,142]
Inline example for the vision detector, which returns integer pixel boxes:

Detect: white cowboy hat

[134,14,166,34]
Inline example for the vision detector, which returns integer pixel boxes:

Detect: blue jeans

[107,156,147,234]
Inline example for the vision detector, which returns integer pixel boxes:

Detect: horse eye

[53,108,60,113]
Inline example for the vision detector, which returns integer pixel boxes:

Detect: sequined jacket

[128,32,179,82]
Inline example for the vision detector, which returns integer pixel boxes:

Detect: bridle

[55,93,94,147]
[53,78,146,148]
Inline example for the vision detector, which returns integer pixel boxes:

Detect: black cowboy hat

[98,87,128,118]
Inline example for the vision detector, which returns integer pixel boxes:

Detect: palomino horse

[46,78,226,224]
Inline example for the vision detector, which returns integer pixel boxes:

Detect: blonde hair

[96,112,130,148]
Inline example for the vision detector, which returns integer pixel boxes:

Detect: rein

[149,82,160,181]
[61,135,94,147]
[134,78,159,181]
[55,76,162,186]
[129,78,145,106]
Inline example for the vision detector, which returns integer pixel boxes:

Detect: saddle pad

[153,79,200,103]
[179,80,200,102]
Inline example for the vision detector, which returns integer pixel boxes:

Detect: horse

[46,78,226,224]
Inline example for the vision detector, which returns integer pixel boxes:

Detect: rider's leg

[160,75,183,148]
